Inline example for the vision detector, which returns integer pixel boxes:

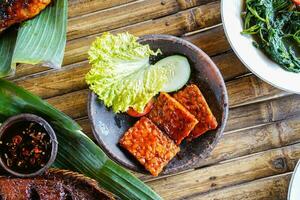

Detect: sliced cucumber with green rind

[154,55,191,92]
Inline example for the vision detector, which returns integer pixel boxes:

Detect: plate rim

[221,0,300,94]
[288,159,300,200]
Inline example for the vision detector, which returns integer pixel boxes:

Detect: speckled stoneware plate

[222,0,300,94]
[88,34,228,175]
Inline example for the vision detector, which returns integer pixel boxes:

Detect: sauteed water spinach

[242,0,300,73]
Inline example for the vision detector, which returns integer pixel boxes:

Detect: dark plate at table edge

[88,34,229,175]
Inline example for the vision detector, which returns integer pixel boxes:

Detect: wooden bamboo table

[10,0,300,199]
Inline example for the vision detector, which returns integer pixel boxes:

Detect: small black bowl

[88,34,228,175]
[0,114,58,177]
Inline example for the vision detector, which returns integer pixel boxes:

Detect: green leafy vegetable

[12,0,68,69]
[242,0,300,72]
[0,79,162,200]
[86,32,172,113]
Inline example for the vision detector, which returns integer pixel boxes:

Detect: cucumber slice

[154,55,191,92]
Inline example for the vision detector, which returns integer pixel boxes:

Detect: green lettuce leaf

[86,32,171,113]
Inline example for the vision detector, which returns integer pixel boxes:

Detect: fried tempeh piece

[148,92,198,145]
[0,0,52,32]
[119,117,180,176]
[174,84,218,140]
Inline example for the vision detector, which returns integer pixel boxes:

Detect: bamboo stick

[68,0,215,40]
[190,173,291,200]
[146,143,300,199]
[69,0,136,18]
[13,16,223,80]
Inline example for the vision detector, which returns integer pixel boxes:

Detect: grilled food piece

[174,84,218,140]
[0,0,51,32]
[120,117,180,176]
[148,92,198,145]
[0,169,115,200]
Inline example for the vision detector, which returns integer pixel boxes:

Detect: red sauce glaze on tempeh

[148,92,198,145]
[174,84,218,140]
[119,117,180,176]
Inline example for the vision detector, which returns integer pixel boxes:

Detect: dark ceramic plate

[88,34,228,175]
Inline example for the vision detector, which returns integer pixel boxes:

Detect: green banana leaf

[0,28,17,77]
[12,0,68,69]
[0,79,162,200]
[0,0,68,77]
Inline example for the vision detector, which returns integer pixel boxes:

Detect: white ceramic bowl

[221,0,300,94]
[288,160,300,200]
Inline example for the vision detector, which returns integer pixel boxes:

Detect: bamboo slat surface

[8,0,300,199]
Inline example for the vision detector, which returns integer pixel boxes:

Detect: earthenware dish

[0,114,58,177]
[88,34,228,175]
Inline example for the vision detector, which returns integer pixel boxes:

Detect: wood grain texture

[66,1,221,65]
[197,115,300,169]
[68,0,136,18]
[14,61,89,99]
[67,0,221,40]
[176,0,215,9]
[183,25,230,56]
[226,94,299,132]
[213,50,249,80]
[146,142,300,199]
[47,90,88,119]
[227,75,289,108]
[67,0,178,39]
[12,15,223,81]
[191,173,291,200]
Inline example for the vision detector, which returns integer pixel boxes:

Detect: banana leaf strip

[0,79,162,200]
[0,28,17,77]
[11,0,68,69]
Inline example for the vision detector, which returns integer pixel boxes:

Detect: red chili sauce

[0,121,52,174]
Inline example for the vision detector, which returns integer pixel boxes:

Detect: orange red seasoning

[119,84,218,176]
[119,117,180,176]
[148,92,198,145]
[174,84,218,140]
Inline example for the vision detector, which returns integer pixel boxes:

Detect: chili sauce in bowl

[0,114,58,177]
